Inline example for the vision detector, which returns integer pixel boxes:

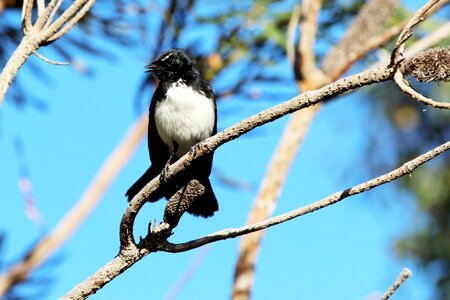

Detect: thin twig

[381,268,412,300]
[391,0,440,65]
[46,0,97,42]
[45,0,64,28]
[370,28,450,71]
[33,51,69,65]
[391,0,450,110]
[21,0,34,33]
[394,71,450,109]
[368,0,450,71]
[34,0,63,30]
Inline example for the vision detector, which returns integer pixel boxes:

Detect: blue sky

[0,1,443,299]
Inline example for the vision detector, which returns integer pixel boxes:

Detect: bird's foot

[160,163,171,182]
[189,142,204,159]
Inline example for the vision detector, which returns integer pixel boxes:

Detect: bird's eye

[160,53,174,67]
[165,57,174,66]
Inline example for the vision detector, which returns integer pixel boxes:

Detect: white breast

[154,81,215,157]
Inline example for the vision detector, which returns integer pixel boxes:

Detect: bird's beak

[145,64,164,73]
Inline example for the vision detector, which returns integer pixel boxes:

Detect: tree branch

[46,0,96,42]
[33,50,69,65]
[21,0,34,33]
[327,0,450,79]
[45,0,64,28]
[404,21,450,58]
[0,35,42,107]
[322,0,401,76]
[230,0,413,297]
[327,20,407,80]
[381,268,413,300]
[162,142,449,252]
[120,64,395,250]
[113,51,447,300]
[391,1,450,110]
[232,1,324,298]
[0,0,97,107]
[394,69,450,109]
[297,0,323,83]
[63,137,450,299]
[1,2,447,298]
[391,0,440,65]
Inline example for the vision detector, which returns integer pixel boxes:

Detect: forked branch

[391,0,450,109]
[64,136,450,299]
[0,0,97,106]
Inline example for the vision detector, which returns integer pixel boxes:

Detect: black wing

[125,83,170,202]
[148,82,170,170]
[190,78,217,178]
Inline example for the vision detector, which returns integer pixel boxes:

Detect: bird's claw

[160,160,171,182]
[189,142,203,158]
[160,168,168,182]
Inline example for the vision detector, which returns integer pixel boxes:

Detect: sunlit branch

[322,0,401,76]
[45,0,64,28]
[394,71,450,109]
[0,0,97,107]
[21,0,34,33]
[63,137,449,299]
[391,0,450,110]
[46,0,96,41]
[33,50,69,65]
[162,142,449,252]
[120,64,395,250]
[391,0,440,64]
[231,1,324,299]
[381,268,412,300]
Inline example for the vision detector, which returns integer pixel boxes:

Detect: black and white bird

[126,49,218,218]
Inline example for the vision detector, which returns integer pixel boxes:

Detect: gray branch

[62,48,450,299]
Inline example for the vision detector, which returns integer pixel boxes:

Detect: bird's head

[146,49,195,80]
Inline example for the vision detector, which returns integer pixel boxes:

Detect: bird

[126,48,218,219]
